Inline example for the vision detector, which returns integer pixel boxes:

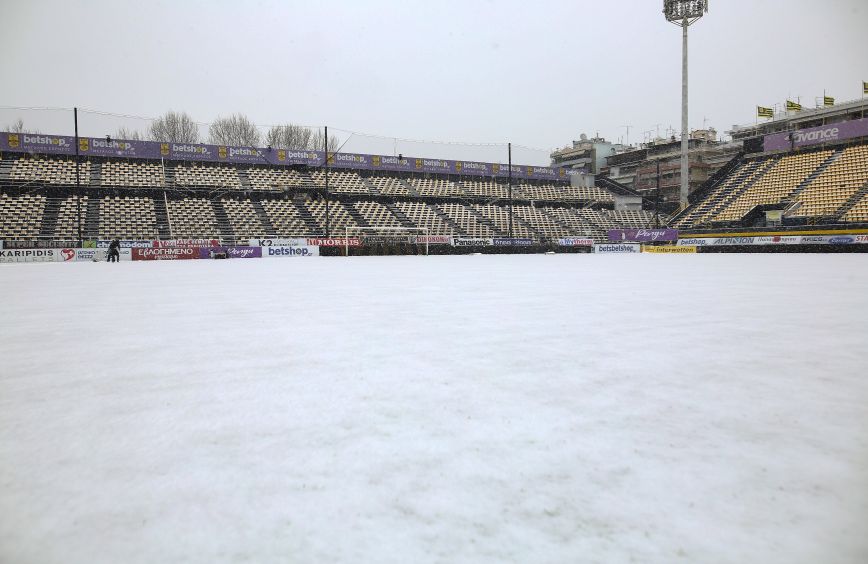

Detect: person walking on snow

[108,238,120,262]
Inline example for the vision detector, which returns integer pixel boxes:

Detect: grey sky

[1,0,866,163]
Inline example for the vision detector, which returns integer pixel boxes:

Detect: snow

[1,254,867,564]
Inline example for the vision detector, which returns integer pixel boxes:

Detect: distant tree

[208,113,261,146]
[265,124,313,150]
[149,111,199,143]
[6,118,39,133]
[115,127,143,141]
[311,128,340,152]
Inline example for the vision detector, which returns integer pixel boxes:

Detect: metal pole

[508,142,513,238]
[324,125,330,237]
[74,107,81,246]
[655,159,661,228]
[679,19,689,209]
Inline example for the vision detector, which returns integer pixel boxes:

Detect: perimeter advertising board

[608,229,678,242]
[0,249,61,262]
[593,243,640,253]
[453,237,493,247]
[677,235,865,246]
[132,247,199,260]
[198,246,262,259]
[492,238,533,246]
[60,248,132,261]
[642,245,696,253]
[261,245,319,257]
[557,237,594,247]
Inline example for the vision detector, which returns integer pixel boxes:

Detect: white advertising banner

[249,238,308,247]
[0,249,61,263]
[261,245,320,258]
[558,237,594,247]
[453,237,493,247]
[593,243,641,253]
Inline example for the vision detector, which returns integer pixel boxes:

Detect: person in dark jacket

[108,238,121,262]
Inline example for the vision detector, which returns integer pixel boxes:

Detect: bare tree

[208,113,261,146]
[265,124,313,150]
[115,127,143,141]
[7,118,36,134]
[149,111,199,143]
[311,128,340,152]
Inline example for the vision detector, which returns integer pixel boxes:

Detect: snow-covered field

[1,254,867,564]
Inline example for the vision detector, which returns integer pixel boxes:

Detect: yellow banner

[864,81,868,95]
[786,100,802,111]
[823,96,834,106]
[643,245,697,253]
[757,106,774,118]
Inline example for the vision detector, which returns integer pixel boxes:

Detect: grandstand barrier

[764,118,868,152]
[132,247,199,260]
[492,238,533,246]
[608,228,678,242]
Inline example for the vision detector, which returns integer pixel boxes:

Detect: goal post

[345,226,430,256]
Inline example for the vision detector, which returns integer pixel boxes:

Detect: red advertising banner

[132,247,200,261]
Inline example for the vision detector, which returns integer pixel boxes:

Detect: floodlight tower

[663,0,708,209]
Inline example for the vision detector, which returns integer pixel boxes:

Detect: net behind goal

[345,226,431,255]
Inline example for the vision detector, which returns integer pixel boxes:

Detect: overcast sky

[1,0,866,163]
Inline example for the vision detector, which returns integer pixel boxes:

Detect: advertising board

[642,245,697,253]
[593,243,641,253]
[131,247,200,261]
[261,245,319,257]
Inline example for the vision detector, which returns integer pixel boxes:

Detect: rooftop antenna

[620,125,632,146]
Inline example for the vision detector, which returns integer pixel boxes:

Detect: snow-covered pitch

[1,254,867,564]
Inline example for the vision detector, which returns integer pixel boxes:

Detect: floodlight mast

[664,0,708,210]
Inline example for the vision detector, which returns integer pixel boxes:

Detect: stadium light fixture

[663,0,708,209]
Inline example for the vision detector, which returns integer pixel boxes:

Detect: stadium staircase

[466,206,506,236]
[780,149,845,219]
[38,197,61,239]
[399,179,421,198]
[345,203,371,228]
[0,155,13,182]
[293,196,323,234]
[382,202,417,229]
[237,168,253,192]
[692,158,778,228]
[672,160,763,227]
[84,197,101,239]
[211,200,236,242]
[836,180,868,219]
[162,162,176,189]
[595,175,640,197]
[669,151,744,225]
[251,199,277,236]
[153,192,172,239]
[431,205,466,236]
[360,177,381,197]
[89,161,101,186]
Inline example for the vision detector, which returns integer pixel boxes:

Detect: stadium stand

[471,203,535,238]
[311,170,370,195]
[394,201,455,235]
[367,174,411,196]
[53,196,88,239]
[167,198,219,238]
[11,156,90,184]
[354,201,403,228]
[221,199,265,239]
[438,202,496,237]
[788,145,868,218]
[842,192,868,223]
[175,163,242,188]
[261,199,309,236]
[247,167,306,191]
[0,193,46,239]
[101,160,164,187]
[99,196,158,239]
[410,177,465,198]
[305,198,358,233]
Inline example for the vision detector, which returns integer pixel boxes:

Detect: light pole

[663,0,708,210]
